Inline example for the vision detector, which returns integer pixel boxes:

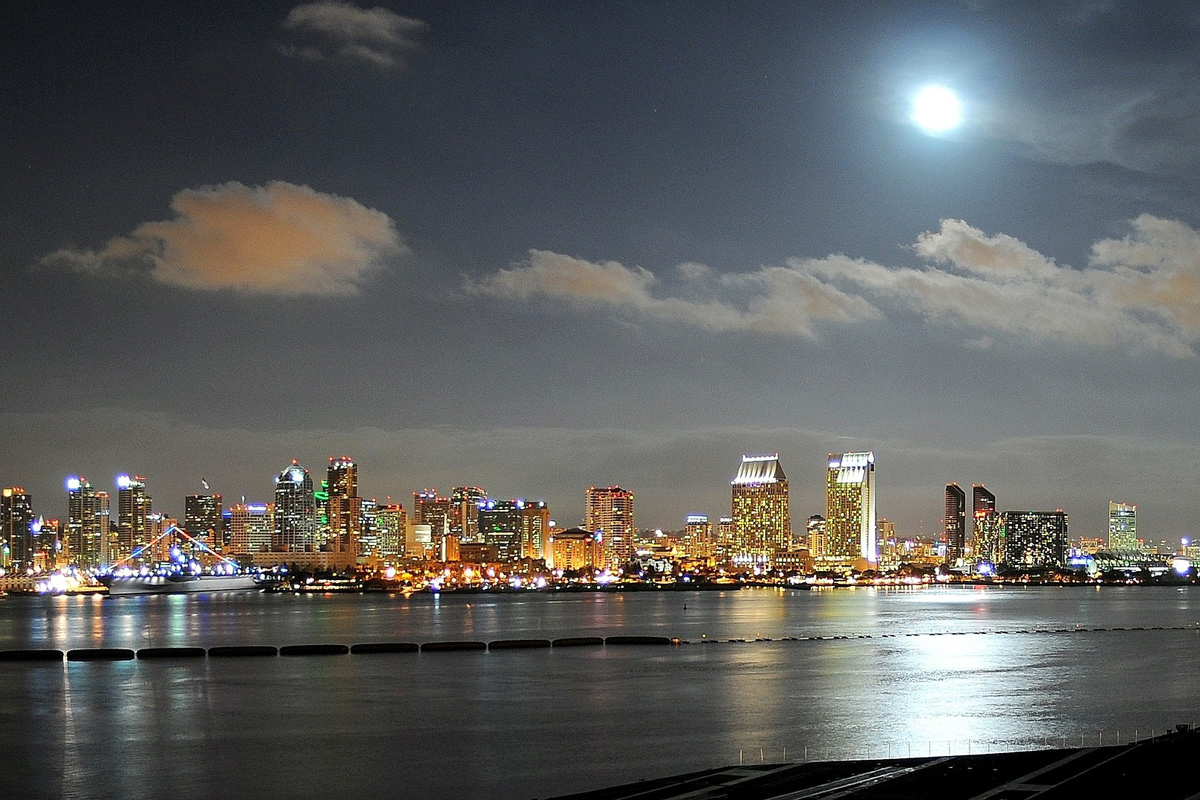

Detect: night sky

[4,2,1200,542]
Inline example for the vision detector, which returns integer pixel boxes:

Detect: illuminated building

[549,527,601,571]
[683,514,713,560]
[184,493,223,550]
[1,488,34,570]
[973,484,995,518]
[877,518,898,568]
[451,486,487,543]
[373,503,407,560]
[1108,502,1137,551]
[1003,510,1068,569]
[973,510,1005,566]
[229,503,274,555]
[30,517,61,570]
[586,485,635,570]
[326,456,362,558]
[944,483,966,565]
[806,515,826,558]
[1078,536,1105,554]
[413,490,452,557]
[273,460,315,552]
[66,476,106,569]
[715,516,735,562]
[729,454,791,567]
[519,500,550,560]
[478,499,524,561]
[825,452,876,566]
[116,475,151,563]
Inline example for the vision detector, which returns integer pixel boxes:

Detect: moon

[911,85,963,134]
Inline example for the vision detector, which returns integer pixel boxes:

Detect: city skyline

[4,3,1200,541]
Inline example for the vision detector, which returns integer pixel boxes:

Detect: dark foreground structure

[556,725,1200,799]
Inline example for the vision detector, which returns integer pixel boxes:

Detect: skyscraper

[944,483,966,565]
[116,475,151,563]
[1003,510,1068,569]
[66,476,105,569]
[229,503,274,555]
[326,456,362,557]
[729,454,791,567]
[972,484,996,517]
[1,487,34,571]
[184,493,223,550]
[972,485,1001,567]
[1108,502,1137,551]
[682,514,713,560]
[478,499,524,561]
[373,503,407,560]
[273,461,315,552]
[519,500,550,561]
[825,452,877,566]
[413,490,452,556]
[450,486,487,543]
[585,486,635,570]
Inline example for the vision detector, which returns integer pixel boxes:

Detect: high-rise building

[326,457,362,557]
[944,483,966,565]
[807,515,827,558]
[973,511,1005,566]
[116,475,151,564]
[519,500,550,561]
[729,454,791,567]
[273,461,315,552]
[1003,510,1068,569]
[1,487,34,571]
[373,503,407,561]
[585,486,635,570]
[1108,502,1137,551]
[450,486,487,543]
[682,514,713,560]
[184,493,223,550]
[229,503,274,555]
[478,499,524,561]
[66,476,105,569]
[30,516,61,570]
[972,485,996,518]
[825,452,877,566]
[413,490,452,557]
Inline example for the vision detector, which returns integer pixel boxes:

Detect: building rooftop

[731,454,786,486]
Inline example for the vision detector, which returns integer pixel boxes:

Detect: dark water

[2,586,1199,799]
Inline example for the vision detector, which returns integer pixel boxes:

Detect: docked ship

[102,572,261,596]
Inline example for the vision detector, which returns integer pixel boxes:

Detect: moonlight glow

[911,85,963,134]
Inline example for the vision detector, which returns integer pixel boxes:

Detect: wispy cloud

[43,181,406,296]
[468,216,1200,357]
[279,2,428,68]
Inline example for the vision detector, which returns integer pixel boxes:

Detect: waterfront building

[478,499,524,561]
[116,475,151,564]
[1078,537,1106,554]
[273,461,315,552]
[66,476,106,569]
[944,483,966,566]
[877,518,898,569]
[1003,510,1068,569]
[519,500,550,560]
[30,516,61,570]
[682,514,713,560]
[728,454,791,568]
[373,503,407,560]
[549,527,601,571]
[184,493,223,550]
[973,510,1005,567]
[825,452,877,567]
[450,486,487,543]
[229,503,274,555]
[326,456,362,558]
[1,488,34,571]
[806,515,827,558]
[714,516,735,563]
[586,485,635,570]
[1108,502,1137,551]
[973,484,996,518]
[413,490,452,557]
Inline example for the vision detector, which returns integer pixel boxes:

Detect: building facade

[1,487,34,571]
[116,475,151,564]
[1108,502,1137,551]
[729,454,791,568]
[585,486,635,570]
[184,493,223,550]
[326,456,362,558]
[1003,510,1068,569]
[66,476,107,569]
[825,452,877,566]
[273,461,315,552]
[944,483,966,566]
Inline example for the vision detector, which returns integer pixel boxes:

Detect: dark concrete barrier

[208,645,278,658]
[67,648,136,661]
[604,635,672,646]
[420,641,487,652]
[0,649,64,662]
[488,639,552,650]
[137,647,206,660]
[350,642,420,654]
[279,644,350,657]
[552,636,604,647]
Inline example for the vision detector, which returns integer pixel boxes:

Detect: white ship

[103,572,261,596]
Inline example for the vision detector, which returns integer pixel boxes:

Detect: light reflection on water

[2,587,1199,799]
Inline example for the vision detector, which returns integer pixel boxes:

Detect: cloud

[43,181,406,296]
[279,2,428,68]
[468,216,1200,357]
[464,249,881,338]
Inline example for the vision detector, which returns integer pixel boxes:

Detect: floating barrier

[350,642,420,654]
[605,635,672,646]
[488,639,552,650]
[421,641,487,652]
[67,648,136,661]
[0,649,64,662]
[137,647,206,660]
[208,645,278,658]
[279,644,349,657]
[552,636,603,647]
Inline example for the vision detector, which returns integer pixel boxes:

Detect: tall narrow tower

[729,454,790,567]
[585,486,635,570]
[326,456,361,557]
[273,461,315,552]
[825,452,876,566]
[116,475,151,563]
[67,476,104,569]
[1108,502,1137,551]
[944,483,966,565]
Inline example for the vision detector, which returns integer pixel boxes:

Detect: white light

[912,85,963,134]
